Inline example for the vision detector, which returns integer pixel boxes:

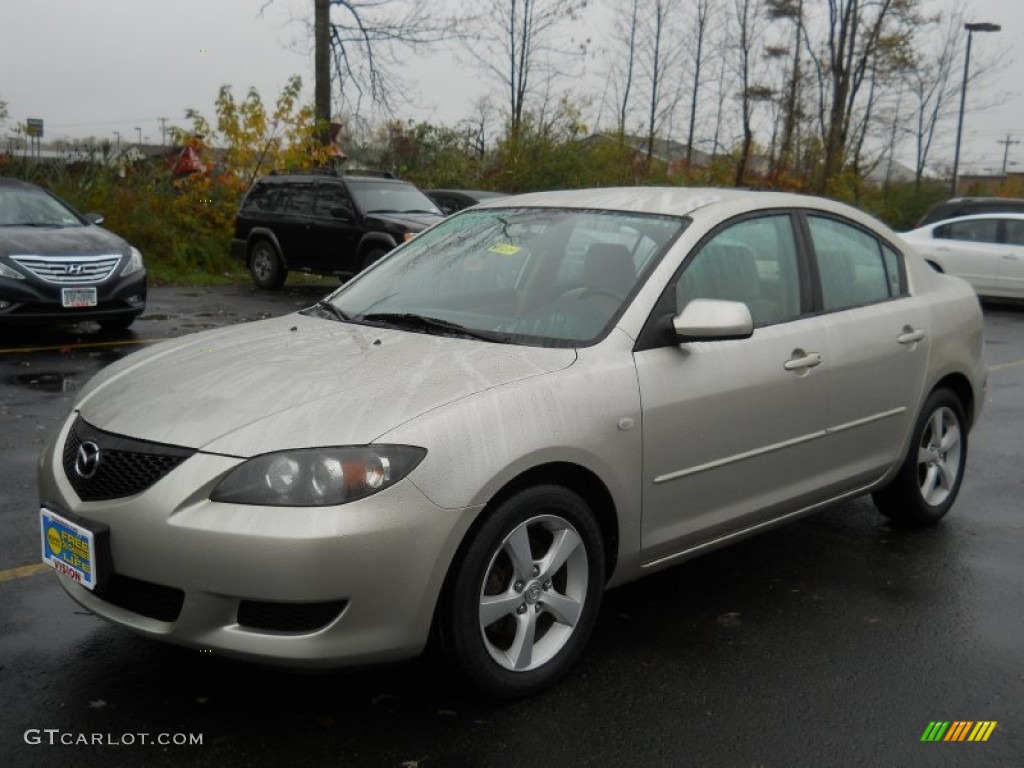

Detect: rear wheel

[873,389,967,526]
[437,485,605,698]
[249,240,286,290]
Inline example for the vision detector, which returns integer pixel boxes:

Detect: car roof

[472,186,874,223]
[427,189,509,198]
[0,177,41,190]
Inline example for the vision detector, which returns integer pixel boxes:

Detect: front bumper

[0,271,146,324]
[38,414,478,667]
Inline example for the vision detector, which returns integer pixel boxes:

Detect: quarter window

[807,216,891,310]
[674,214,802,326]
[1004,219,1024,245]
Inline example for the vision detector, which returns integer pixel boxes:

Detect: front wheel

[436,485,605,698]
[872,389,968,526]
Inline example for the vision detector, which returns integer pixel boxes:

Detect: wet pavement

[1,290,1022,767]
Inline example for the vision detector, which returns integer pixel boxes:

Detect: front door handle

[897,328,925,345]
[784,350,823,371]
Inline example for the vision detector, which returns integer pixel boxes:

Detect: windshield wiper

[402,209,439,214]
[360,312,510,343]
[304,300,351,322]
[0,222,52,227]
[365,209,400,214]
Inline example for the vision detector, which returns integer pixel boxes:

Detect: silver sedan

[38,188,986,697]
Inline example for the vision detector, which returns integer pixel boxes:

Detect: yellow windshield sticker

[488,243,521,255]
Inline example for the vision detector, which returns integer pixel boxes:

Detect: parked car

[918,196,1024,227]
[425,189,510,215]
[40,188,985,698]
[900,212,1024,298]
[231,170,444,289]
[0,178,146,329]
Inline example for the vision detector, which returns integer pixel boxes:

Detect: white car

[901,213,1024,298]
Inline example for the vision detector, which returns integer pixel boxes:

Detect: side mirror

[672,299,753,342]
[84,212,105,226]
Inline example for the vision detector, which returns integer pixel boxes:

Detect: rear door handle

[897,328,925,345]
[784,351,823,371]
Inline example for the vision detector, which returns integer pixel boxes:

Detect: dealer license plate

[40,508,99,590]
[62,287,97,308]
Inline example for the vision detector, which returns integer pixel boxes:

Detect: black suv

[231,171,444,289]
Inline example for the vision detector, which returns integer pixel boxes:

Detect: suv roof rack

[266,168,398,179]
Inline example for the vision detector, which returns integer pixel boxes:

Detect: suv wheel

[249,240,286,290]
[361,247,389,272]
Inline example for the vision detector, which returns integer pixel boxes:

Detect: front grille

[63,415,195,501]
[237,600,347,632]
[10,253,122,285]
[96,573,185,622]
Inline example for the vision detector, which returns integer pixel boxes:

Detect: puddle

[8,372,81,393]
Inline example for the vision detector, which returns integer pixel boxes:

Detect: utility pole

[158,117,168,146]
[997,134,1020,176]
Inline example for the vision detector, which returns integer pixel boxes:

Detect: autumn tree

[684,0,713,166]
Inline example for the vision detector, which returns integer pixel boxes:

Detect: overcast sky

[1,0,1021,175]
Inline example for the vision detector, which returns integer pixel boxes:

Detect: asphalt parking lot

[1,286,1022,767]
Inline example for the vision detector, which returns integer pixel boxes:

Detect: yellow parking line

[0,563,51,583]
[0,338,169,355]
[990,358,1024,372]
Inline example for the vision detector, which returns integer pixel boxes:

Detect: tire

[872,389,968,526]
[436,485,605,698]
[249,240,287,290]
[97,315,136,332]
[360,247,388,272]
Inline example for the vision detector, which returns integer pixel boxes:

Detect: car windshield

[326,207,687,346]
[348,181,443,215]
[0,185,84,227]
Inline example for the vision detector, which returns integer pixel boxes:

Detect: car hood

[76,314,576,456]
[0,225,128,258]
[364,211,444,231]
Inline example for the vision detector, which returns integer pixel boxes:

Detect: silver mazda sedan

[38,188,986,697]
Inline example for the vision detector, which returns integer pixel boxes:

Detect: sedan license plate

[62,287,97,308]
[40,508,100,590]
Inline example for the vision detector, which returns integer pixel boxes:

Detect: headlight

[210,445,426,507]
[120,247,144,277]
[0,261,24,280]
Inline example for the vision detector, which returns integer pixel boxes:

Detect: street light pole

[951,22,1000,198]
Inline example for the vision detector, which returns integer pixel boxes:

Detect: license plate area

[62,287,98,308]
[40,508,109,590]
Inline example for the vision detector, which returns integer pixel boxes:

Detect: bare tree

[905,8,965,189]
[685,0,713,166]
[641,0,680,161]
[765,0,804,174]
[802,0,918,191]
[733,0,771,185]
[465,0,588,141]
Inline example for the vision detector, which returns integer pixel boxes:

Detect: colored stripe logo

[921,721,997,742]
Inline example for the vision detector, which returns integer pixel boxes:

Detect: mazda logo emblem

[75,441,101,479]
